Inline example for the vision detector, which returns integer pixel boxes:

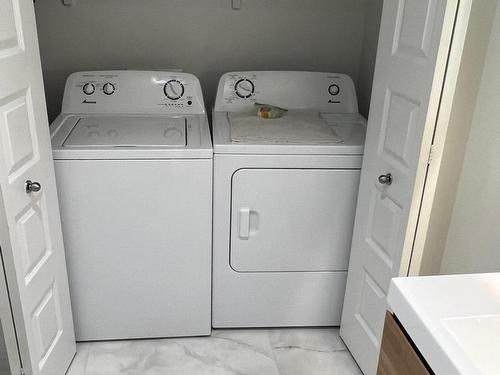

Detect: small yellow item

[255,102,288,119]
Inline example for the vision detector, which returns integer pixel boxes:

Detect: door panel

[0,324,12,375]
[0,1,76,375]
[230,168,360,272]
[0,251,19,375]
[392,0,440,61]
[340,0,458,374]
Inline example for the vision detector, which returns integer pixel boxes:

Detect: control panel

[61,70,205,115]
[214,71,359,113]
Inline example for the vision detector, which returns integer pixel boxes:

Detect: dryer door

[230,168,360,272]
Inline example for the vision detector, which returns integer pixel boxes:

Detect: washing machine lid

[63,116,186,147]
[228,111,342,144]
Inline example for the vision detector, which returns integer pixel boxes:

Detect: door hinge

[427,144,436,165]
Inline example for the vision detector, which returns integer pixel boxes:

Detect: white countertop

[387,273,500,375]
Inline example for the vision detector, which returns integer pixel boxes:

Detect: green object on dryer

[255,102,288,119]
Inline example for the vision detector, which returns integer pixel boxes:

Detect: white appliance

[212,71,367,327]
[50,71,212,340]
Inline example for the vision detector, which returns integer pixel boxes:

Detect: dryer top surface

[213,111,367,155]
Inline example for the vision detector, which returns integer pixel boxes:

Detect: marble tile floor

[67,328,362,375]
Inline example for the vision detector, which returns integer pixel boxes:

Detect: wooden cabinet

[377,312,434,375]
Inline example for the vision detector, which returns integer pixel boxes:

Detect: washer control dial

[163,79,185,100]
[328,84,340,96]
[234,78,255,99]
[82,83,95,95]
[103,82,115,95]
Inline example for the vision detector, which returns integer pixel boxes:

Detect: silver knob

[378,173,393,185]
[328,84,340,96]
[103,82,115,95]
[82,83,95,95]
[25,180,41,193]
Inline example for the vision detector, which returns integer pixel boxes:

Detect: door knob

[25,180,42,193]
[378,173,393,186]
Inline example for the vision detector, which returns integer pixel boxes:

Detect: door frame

[0,244,23,375]
[403,0,474,276]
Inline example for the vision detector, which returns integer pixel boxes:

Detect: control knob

[82,83,95,95]
[234,78,255,99]
[103,82,115,95]
[164,80,185,100]
[328,84,340,96]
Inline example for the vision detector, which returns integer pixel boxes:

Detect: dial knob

[234,79,255,99]
[103,82,115,95]
[82,83,95,95]
[328,84,340,96]
[163,80,185,100]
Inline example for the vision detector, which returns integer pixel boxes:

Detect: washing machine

[212,71,367,327]
[50,71,212,340]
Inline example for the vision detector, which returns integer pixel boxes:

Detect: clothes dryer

[212,71,366,327]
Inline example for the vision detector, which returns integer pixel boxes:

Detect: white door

[0,0,76,374]
[340,0,459,374]
[1,250,22,375]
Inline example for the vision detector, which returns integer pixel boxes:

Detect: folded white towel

[228,110,343,144]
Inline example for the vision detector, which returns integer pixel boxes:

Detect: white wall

[34,0,381,122]
[418,0,498,276]
[439,2,500,274]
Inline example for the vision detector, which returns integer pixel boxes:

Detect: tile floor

[67,328,362,375]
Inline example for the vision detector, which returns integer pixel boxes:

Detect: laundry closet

[0,1,469,375]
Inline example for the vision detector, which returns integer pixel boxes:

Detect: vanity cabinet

[377,312,434,375]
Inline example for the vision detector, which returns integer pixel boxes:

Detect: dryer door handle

[238,207,251,239]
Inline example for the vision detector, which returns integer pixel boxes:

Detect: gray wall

[357,0,383,118]
[34,0,381,122]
